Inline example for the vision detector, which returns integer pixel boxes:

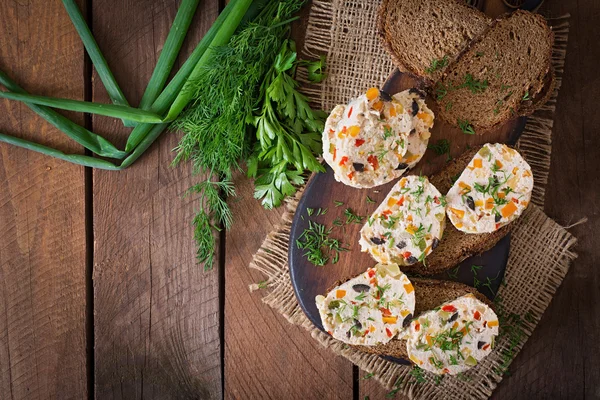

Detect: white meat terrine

[359,175,446,266]
[322,88,434,188]
[316,263,416,346]
[446,143,533,233]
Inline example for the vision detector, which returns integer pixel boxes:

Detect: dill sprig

[296,220,347,266]
[428,139,452,162]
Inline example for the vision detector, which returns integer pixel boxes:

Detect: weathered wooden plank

[224,173,355,400]
[0,1,88,399]
[91,0,221,398]
[493,0,599,398]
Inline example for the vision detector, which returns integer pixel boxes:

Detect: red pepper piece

[397,196,405,206]
[402,251,412,259]
[347,171,355,180]
[482,344,490,351]
[368,269,376,278]
[442,305,457,313]
[347,106,353,118]
[434,196,440,205]
[473,310,481,320]
[355,139,365,147]
[367,154,379,170]
[380,307,392,317]
[339,156,349,166]
[382,209,392,219]
[386,328,393,337]
[414,322,420,331]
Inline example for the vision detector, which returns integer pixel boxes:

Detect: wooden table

[0,0,597,399]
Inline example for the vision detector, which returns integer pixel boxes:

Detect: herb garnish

[344,208,364,224]
[522,91,531,101]
[457,119,475,135]
[425,55,449,74]
[459,73,489,94]
[296,220,347,266]
[366,196,376,204]
[428,139,452,162]
[334,200,344,207]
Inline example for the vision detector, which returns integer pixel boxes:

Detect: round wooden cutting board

[288,70,525,363]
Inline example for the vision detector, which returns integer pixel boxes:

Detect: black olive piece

[406,256,418,264]
[492,175,500,187]
[466,196,475,211]
[353,319,362,329]
[448,312,459,323]
[396,162,409,170]
[379,90,393,102]
[328,300,341,310]
[411,100,419,116]
[477,341,486,350]
[431,238,440,249]
[353,162,365,172]
[396,240,407,250]
[371,237,386,245]
[409,128,416,135]
[403,314,413,328]
[346,330,351,339]
[352,284,371,293]
[409,88,426,98]
[495,213,502,223]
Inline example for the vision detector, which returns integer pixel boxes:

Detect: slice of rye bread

[377,0,491,84]
[352,278,492,359]
[400,146,512,276]
[434,10,555,131]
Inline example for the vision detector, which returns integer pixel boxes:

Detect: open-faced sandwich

[446,143,533,233]
[315,263,416,346]
[322,88,434,188]
[404,294,499,375]
[359,175,446,266]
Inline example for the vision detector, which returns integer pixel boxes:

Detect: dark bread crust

[377,0,491,85]
[434,11,555,131]
[400,146,512,276]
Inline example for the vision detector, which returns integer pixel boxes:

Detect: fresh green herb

[445,101,453,111]
[334,200,344,207]
[475,51,484,58]
[257,280,268,289]
[522,91,531,101]
[428,139,452,162]
[302,55,327,83]
[333,218,342,226]
[500,84,512,92]
[355,292,367,301]
[316,207,328,216]
[450,173,461,185]
[425,55,449,74]
[473,276,481,289]
[408,366,426,383]
[344,208,364,224]
[459,73,489,94]
[434,375,443,386]
[456,372,471,381]
[383,126,394,140]
[457,119,476,135]
[447,266,461,279]
[435,82,449,101]
[296,220,347,267]
[470,265,483,274]
[366,196,376,204]
[307,208,315,216]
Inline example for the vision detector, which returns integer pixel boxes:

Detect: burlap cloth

[249,2,576,398]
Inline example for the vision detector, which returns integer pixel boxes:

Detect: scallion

[62,0,135,127]
[0,91,163,123]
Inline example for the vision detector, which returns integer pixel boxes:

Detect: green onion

[0,69,126,159]
[62,0,135,127]
[0,91,163,123]
[118,123,168,169]
[123,0,240,152]
[163,0,254,122]
[0,132,120,170]
[138,0,201,111]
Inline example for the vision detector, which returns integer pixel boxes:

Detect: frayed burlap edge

[249,4,575,399]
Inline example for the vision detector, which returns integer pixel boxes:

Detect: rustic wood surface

[0,1,597,400]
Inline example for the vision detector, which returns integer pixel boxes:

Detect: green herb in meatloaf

[172,0,326,269]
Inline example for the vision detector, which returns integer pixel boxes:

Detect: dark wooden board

[288,69,522,363]
[0,1,88,398]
